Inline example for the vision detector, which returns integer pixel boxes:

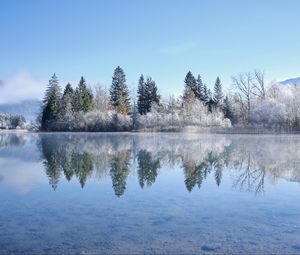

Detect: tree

[213,77,223,107]
[251,70,266,100]
[145,76,160,112]
[137,75,160,115]
[131,98,138,130]
[110,66,131,115]
[222,96,235,122]
[206,88,215,112]
[41,74,62,130]
[137,74,146,114]
[183,71,197,101]
[232,72,253,123]
[60,83,74,120]
[73,76,94,113]
[196,74,204,101]
[202,83,209,103]
[94,84,110,112]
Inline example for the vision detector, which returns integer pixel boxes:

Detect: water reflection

[1,133,300,196]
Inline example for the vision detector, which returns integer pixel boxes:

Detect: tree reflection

[137,150,161,188]
[183,161,209,192]
[36,133,300,196]
[0,133,27,148]
[40,135,95,189]
[110,150,131,197]
[232,153,266,195]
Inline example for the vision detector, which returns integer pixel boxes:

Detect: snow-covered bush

[251,98,286,128]
[0,114,27,129]
[136,99,231,130]
[47,110,131,132]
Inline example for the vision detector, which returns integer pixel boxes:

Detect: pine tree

[196,74,204,101]
[73,76,94,113]
[110,66,131,115]
[206,89,215,112]
[223,96,235,122]
[41,74,62,130]
[183,71,197,100]
[60,83,74,120]
[131,99,138,129]
[213,77,223,107]
[144,76,160,113]
[137,74,146,115]
[202,83,209,103]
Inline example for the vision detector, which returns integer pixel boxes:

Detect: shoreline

[1,127,300,135]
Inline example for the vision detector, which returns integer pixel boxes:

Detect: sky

[0,0,300,103]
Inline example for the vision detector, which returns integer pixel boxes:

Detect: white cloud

[0,70,46,104]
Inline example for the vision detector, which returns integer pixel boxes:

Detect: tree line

[40,66,300,132]
[40,66,231,131]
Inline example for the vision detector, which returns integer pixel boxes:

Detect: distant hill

[280,77,300,86]
[0,99,41,122]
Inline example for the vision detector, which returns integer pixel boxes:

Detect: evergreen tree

[206,89,215,112]
[73,76,94,113]
[196,74,204,101]
[131,100,138,129]
[213,77,223,107]
[109,66,131,115]
[137,75,160,115]
[183,71,197,100]
[144,76,160,112]
[60,83,74,120]
[137,74,146,114]
[202,83,209,103]
[223,96,235,122]
[41,74,62,130]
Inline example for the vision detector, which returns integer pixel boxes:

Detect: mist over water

[0,133,300,254]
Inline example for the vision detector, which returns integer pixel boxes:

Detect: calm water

[0,132,300,254]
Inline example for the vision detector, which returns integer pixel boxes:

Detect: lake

[0,132,300,254]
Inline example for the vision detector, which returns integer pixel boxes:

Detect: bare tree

[251,70,266,100]
[94,84,110,112]
[232,72,253,123]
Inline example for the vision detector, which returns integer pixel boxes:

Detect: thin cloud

[0,70,45,104]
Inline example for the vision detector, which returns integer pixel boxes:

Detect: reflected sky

[0,133,300,254]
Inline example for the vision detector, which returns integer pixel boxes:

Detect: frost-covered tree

[145,76,160,112]
[206,88,215,112]
[94,84,110,112]
[196,74,205,101]
[232,72,253,123]
[183,71,197,101]
[131,98,139,129]
[60,83,74,120]
[202,83,209,103]
[110,66,131,115]
[213,77,223,107]
[73,76,94,113]
[41,74,62,130]
[137,75,160,115]
[137,74,146,115]
[222,96,235,123]
[0,114,27,129]
[251,98,286,128]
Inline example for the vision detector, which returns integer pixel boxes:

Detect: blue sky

[0,0,300,100]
